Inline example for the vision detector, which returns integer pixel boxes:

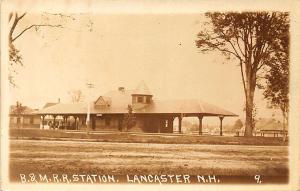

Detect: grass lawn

[9,139,288,183]
[9,128,288,146]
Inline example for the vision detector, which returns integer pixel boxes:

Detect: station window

[146,96,151,103]
[137,96,144,103]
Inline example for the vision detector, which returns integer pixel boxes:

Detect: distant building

[36,82,237,135]
[9,105,40,128]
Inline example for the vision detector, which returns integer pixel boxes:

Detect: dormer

[94,96,111,108]
[131,81,153,106]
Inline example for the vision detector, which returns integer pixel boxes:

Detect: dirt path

[9,140,288,182]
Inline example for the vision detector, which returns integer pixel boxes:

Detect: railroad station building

[36,82,237,135]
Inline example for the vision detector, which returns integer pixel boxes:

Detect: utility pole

[86,83,94,134]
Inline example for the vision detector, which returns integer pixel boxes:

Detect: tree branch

[240,60,247,96]
[202,39,240,58]
[256,61,267,72]
[253,44,272,72]
[9,13,13,22]
[220,31,243,60]
[197,32,244,61]
[9,13,27,43]
[17,13,26,22]
[9,14,19,43]
[12,24,63,42]
[236,36,245,57]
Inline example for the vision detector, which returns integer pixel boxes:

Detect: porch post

[53,115,57,129]
[83,116,86,130]
[157,117,161,133]
[171,117,174,133]
[118,116,123,132]
[42,115,45,129]
[219,116,224,136]
[91,115,96,130]
[74,116,78,130]
[64,116,68,130]
[198,115,203,135]
[168,117,174,133]
[178,115,182,133]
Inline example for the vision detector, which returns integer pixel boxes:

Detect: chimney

[118,87,125,92]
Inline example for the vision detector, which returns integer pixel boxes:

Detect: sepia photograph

[1,0,300,190]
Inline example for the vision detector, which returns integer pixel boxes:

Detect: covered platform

[36,82,237,135]
[36,99,237,135]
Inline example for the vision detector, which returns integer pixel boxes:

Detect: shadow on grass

[10,128,288,146]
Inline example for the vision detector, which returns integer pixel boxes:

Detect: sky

[8,13,281,124]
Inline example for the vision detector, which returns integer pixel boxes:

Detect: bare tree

[68,90,85,103]
[8,12,63,86]
[195,12,289,137]
[9,12,63,45]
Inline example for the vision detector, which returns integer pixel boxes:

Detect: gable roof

[95,96,112,106]
[43,102,58,109]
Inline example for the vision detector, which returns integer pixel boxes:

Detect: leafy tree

[233,119,243,130]
[263,33,289,138]
[9,43,23,87]
[195,12,289,137]
[123,105,136,131]
[12,101,26,128]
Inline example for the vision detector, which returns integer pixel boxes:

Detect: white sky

[9,13,281,123]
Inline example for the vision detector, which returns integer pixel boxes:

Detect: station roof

[36,88,237,117]
[42,102,59,109]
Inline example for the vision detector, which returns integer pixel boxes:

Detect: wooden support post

[157,117,161,133]
[62,116,65,130]
[118,116,123,132]
[77,116,79,130]
[64,116,68,130]
[42,115,45,129]
[77,116,79,127]
[178,116,182,133]
[198,115,203,135]
[75,116,78,130]
[170,117,174,133]
[66,116,68,130]
[53,115,57,130]
[167,117,174,133]
[91,115,96,130]
[81,116,86,128]
[72,116,75,130]
[77,116,80,130]
[219,116,224,136]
